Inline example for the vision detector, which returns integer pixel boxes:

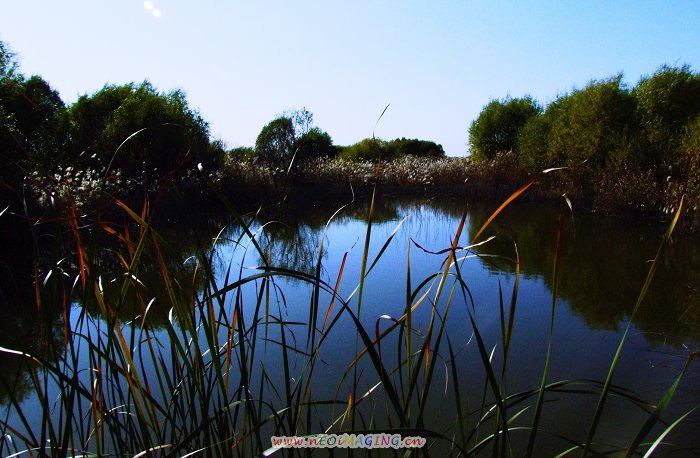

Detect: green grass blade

[641,406,699,458]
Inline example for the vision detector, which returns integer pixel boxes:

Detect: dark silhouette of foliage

[1,41,69,213]
[229,146,256,162]
[0,41,18,79]
[254,108,335,167]
[338,138,392,161]
[255,116,296,167]
[295,127,336,162]
[1,76,69,173]
[385,137,445,158]
[67,81,220,189]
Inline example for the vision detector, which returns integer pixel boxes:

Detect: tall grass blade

[642,406,699,458]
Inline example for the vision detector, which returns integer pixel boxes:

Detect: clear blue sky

[2,1,699,155]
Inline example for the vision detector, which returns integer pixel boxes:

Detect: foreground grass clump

[0,174,697,456]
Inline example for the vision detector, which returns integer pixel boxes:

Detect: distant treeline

[468,66,700,216]
[1,39,445,213]
[233,107,445,166]
[2,37,699,231]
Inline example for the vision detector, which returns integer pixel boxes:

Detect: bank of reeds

[218,154,699,232]
[26,151,700,234]
[1,165,697,456]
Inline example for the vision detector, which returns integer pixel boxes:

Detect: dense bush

[666,114,700,231]
[339,137,446,162]
[338,138,392,162]
[228,146,256,162]
[385,137,445,158]
[634,65,700,173]
[295,127,336,162]
[254,109,336,169]
[543,75,636,169]
[67,82,220,191]
[474,66,700,176]
[255,116,296,167]
[1,42,71,251]
[469,64,700,224]
[468,96,541,162]
[1,42,69,186]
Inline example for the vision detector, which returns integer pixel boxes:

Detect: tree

[544,75,636,168]
[385,138,445,158]
[1,41,68,187]
[1,76,69,172]
[255,116,296,167]
[254,108,332,167]
[633,65,700,172]
[67,81,219,189]
[517,109,555,170]
[338,138,390,161]
[229,146,256,162]
[0,41,18,80]
[468,96,541,161]
[295,127,336,162]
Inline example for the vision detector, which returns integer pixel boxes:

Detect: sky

[1,1,699,156]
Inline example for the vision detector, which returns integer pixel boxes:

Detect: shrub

[385,137,445,158]
[255,116,296,167]
[545,75,636,169]
[634,64,700,172]
[229,146,256,162]
[468,96,541,162]
[67,82,219,191]
[295,127,337,162]
[338,138,393,161]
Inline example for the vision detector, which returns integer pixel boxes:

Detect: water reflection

[1,194,699,453]
[0,225,68,405]
[466,201,700,345]
[4,196,699,349]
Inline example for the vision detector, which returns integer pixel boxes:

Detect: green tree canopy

[633,65,700,171]
[67,81,219,188]
[338,138,391,161]
[0,41,18,80]
[254,108,335,167]
[385,138,445,158]
[255,116,296,167]
[295,127,336,162]
[517,105,559,170]
[544,75,636,168]
[339,137,444,162]
[468,96,541,161]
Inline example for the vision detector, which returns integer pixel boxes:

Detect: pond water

[1,193,699,455]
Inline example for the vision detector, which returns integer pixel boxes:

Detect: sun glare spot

[143,1,154,11]
[152,8,162,18]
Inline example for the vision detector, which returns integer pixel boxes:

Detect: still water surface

[2,194,699,454]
